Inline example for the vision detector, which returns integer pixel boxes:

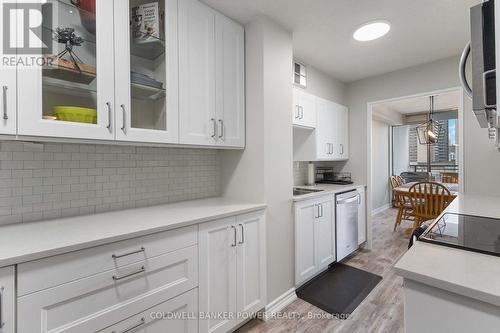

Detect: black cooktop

[419,213,500,257]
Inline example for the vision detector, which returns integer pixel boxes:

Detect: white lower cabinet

[0,266,15,333]
[357,187,367,245]
[17,244,198,333]
[295,195,336,286]
[199,210,266,333]
[97,288,198,333]
[12,209,265,333]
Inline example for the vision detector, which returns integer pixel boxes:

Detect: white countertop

[293,183,366,201]
[0,197,266,268]
[395,193,500,306]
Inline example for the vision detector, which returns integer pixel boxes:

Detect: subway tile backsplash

[0,141,220,225]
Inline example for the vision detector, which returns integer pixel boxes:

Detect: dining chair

[442,174,459,184]
[408,182,455,232]
[390,176,399,208]
[393,189,414,231]
[396,175,405,186]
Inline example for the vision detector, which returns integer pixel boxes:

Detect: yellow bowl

[53,106,97,124]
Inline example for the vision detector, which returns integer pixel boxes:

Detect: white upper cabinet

[179,0,216,146]
[4,0,244,148]
[0,0,16,135]
[179,0,245,147]
[293,87,316,128]
[215,14,245,147]
[113,0,179,143]
[315,97,336,160]
[293,94,349,161]
[17,0,115,140]
[336,103,349,159]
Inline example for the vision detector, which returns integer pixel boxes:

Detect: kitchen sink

[293,188,325,196]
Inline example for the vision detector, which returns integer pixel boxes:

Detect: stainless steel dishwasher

[336,190,359,261]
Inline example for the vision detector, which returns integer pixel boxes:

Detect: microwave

[461,0,498,138]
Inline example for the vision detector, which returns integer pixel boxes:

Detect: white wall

[220,17,294,303]
[393,126,410,176]
[346,53,500,203]
[372,119,391,211]
[295,60,346,105]
[345,56,463,185]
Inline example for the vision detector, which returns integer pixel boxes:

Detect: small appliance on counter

[315,167,353,185]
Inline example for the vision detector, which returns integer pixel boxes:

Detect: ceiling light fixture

[353,21,391,41]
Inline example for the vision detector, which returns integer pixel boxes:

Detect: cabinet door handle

[314,204,319,218]
[112,266,145,281]
[210,118,217,138]
[238,223,244,244]
[0,286,4,329]
[106,102,112,130]
[358,193,361,204]
[112,247,145,259]
[2,86,7,120]
[300,106,304,119]
[295,105,300,119]
[112,317,146,333]
[340,144,344,155]
[231,225,237,247]
[218,119,224,139]
[326,143,330,155]
[120,104,126,133]
[320,204,323,217]
[330,143,334,154]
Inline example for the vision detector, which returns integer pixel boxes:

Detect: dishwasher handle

[336,196,359,205]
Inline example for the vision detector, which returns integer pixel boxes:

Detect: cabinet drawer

[17,245,198,333]
[97,288,198,333]
[18,225,197,296]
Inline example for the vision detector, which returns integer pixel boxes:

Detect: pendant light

[416,96,441,145]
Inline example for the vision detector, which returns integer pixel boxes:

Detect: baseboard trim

[372,203,390,216]
[262,288,297,321]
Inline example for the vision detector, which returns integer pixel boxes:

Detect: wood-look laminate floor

[237,208,411,333]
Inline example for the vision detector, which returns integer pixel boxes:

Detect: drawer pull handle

[112,317,145,333]
[112,266,145,281]
[112,247,145,259]
[0,286,4,329]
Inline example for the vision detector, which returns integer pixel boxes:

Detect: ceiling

[373,90,461,115]
[202,0,480,82]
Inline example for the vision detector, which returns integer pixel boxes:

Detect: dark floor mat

[296,263,382,317]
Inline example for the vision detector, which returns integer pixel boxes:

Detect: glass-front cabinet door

[0,0,17,135]
[114,0,178,143]
[17,0,115,140]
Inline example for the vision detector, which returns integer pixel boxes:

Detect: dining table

[394,181,459,196]
[393,181,458,234]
